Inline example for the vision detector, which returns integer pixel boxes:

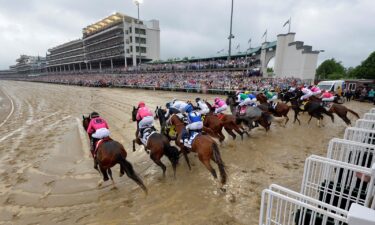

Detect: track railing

[301,155,375,211]
[364,113,375,120]
[355,119,375,130]
[343,127,375,145]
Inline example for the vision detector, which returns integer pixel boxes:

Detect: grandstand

[46,12,160,73]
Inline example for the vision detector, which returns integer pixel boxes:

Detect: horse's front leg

[132,139,136,152]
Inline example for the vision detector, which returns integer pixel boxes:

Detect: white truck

[317,80,345,93]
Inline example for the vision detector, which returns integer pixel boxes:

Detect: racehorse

[204,101,249,140]
[168,114,227,187]
[82,115,147,193]
[131,107,180,178]
[256,93,290,125]
[154,106,222,142]
[289,93,334,127]
[226,95,272,131]
[308,96,359,125]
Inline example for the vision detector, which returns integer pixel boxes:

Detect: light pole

[227,0,234,62]
[133,0,143,68]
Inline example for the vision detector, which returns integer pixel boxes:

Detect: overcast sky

[0,0,374,70]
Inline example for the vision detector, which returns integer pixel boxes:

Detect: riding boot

[93,158,98,170]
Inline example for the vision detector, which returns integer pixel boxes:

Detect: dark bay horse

[204,101,248,140]
[169,114,227,187]
[256,93,290,125]
[226,95,272,131]
[308,96,359,125]
[82,116,147,193]
[131,107,179,178]
[289,94,334,127]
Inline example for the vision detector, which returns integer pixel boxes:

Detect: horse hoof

[119,172,124,177]
[97,180,104,187]
[220,187,227,193]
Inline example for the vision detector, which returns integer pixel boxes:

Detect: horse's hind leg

[224,126,236,140]
[151,155,166,177]
[181,148,192,170]
[201,158,217,180]
[107,168,116,186]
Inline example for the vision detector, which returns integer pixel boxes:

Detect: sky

[0,0,374,70]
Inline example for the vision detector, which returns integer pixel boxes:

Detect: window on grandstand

[129,27,132,33]
[135,28,146,35]
[135,37,146,44]
[135,46,146,53]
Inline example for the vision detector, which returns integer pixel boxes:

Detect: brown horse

[205,101,249,139]
[131,107,180,178]
[256,93,290,125]
[82,115,147,193]
[169,114,227,187]
[309,96,359,125]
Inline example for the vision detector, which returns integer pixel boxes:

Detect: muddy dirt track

[0,81,372,225]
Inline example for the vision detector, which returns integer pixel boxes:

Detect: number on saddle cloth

[184,131,200,148]
[217,113,225,121]
[140,127,156,146]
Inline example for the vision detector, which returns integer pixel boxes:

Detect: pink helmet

[138,102,145,108]
[214,97,220,103]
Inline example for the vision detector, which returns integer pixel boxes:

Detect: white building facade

[274,33,319,80]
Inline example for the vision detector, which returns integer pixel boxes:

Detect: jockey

[87,112,110,168]
[300,86,313,101]
[213,97,228,114]
[310,85,322,96]
[136,102,154,138]
[238,92,256,107]
[165,99,188,118]
[320,90,335,102]
[264,90,277,103]
[195,98,210,115]
[181,105,203,147]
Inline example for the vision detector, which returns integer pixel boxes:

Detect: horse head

[131,106,138,122]
[82,115,91,131]
[256,93,267,103]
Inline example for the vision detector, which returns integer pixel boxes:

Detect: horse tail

[163,144,180,166]
[118,156,148,194]
[347,108,360,119]
[211,143,227,185]
[261,111,273,124]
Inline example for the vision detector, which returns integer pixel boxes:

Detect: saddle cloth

[141,127,156,146]
[217,113,225,121]
[271,102,278,110]
[240,106,247,116]
[94,137,112,157]
[184,132,200,148]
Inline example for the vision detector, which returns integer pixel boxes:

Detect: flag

[248,38,251,44]
[262,30,267,38]
[236,44,240,50]
[217,49,224,54]
[283,19,290,27]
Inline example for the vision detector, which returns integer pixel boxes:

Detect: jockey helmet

[185,104,193,113]
[166,102,171,109]
[214,97,220,103]
[90,112,99,118]
[195,97,201,103]
[138,101,145,108]
[244,91,250,95]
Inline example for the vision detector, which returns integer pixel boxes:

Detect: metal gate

[259,184,348,225]
[364,113,375,120]
[343,127,375,145]
[301,155,375,211]
[355,119,375,130]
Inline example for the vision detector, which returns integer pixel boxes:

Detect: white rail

[343,127,375,145]
[355,119,375,130]
[327,138,375,168]
[259,184,348,225]
[364,113,375,120]
[301,155,375,211]
[369,108,375,113]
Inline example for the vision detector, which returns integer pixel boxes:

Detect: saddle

[94,137,112,157]
[238,106,247,116]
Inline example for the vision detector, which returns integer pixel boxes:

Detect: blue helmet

[166,102,171,109]
[185,104,193,113]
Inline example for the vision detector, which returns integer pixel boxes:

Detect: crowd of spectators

[16,71,305,92]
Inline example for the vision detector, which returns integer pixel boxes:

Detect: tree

[316,58,346,80]
[348,51,375,79]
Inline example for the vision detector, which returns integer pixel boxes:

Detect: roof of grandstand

[147,41,276,64]
[83,12,137,37]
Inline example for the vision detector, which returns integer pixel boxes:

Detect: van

[317,80,346,93]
